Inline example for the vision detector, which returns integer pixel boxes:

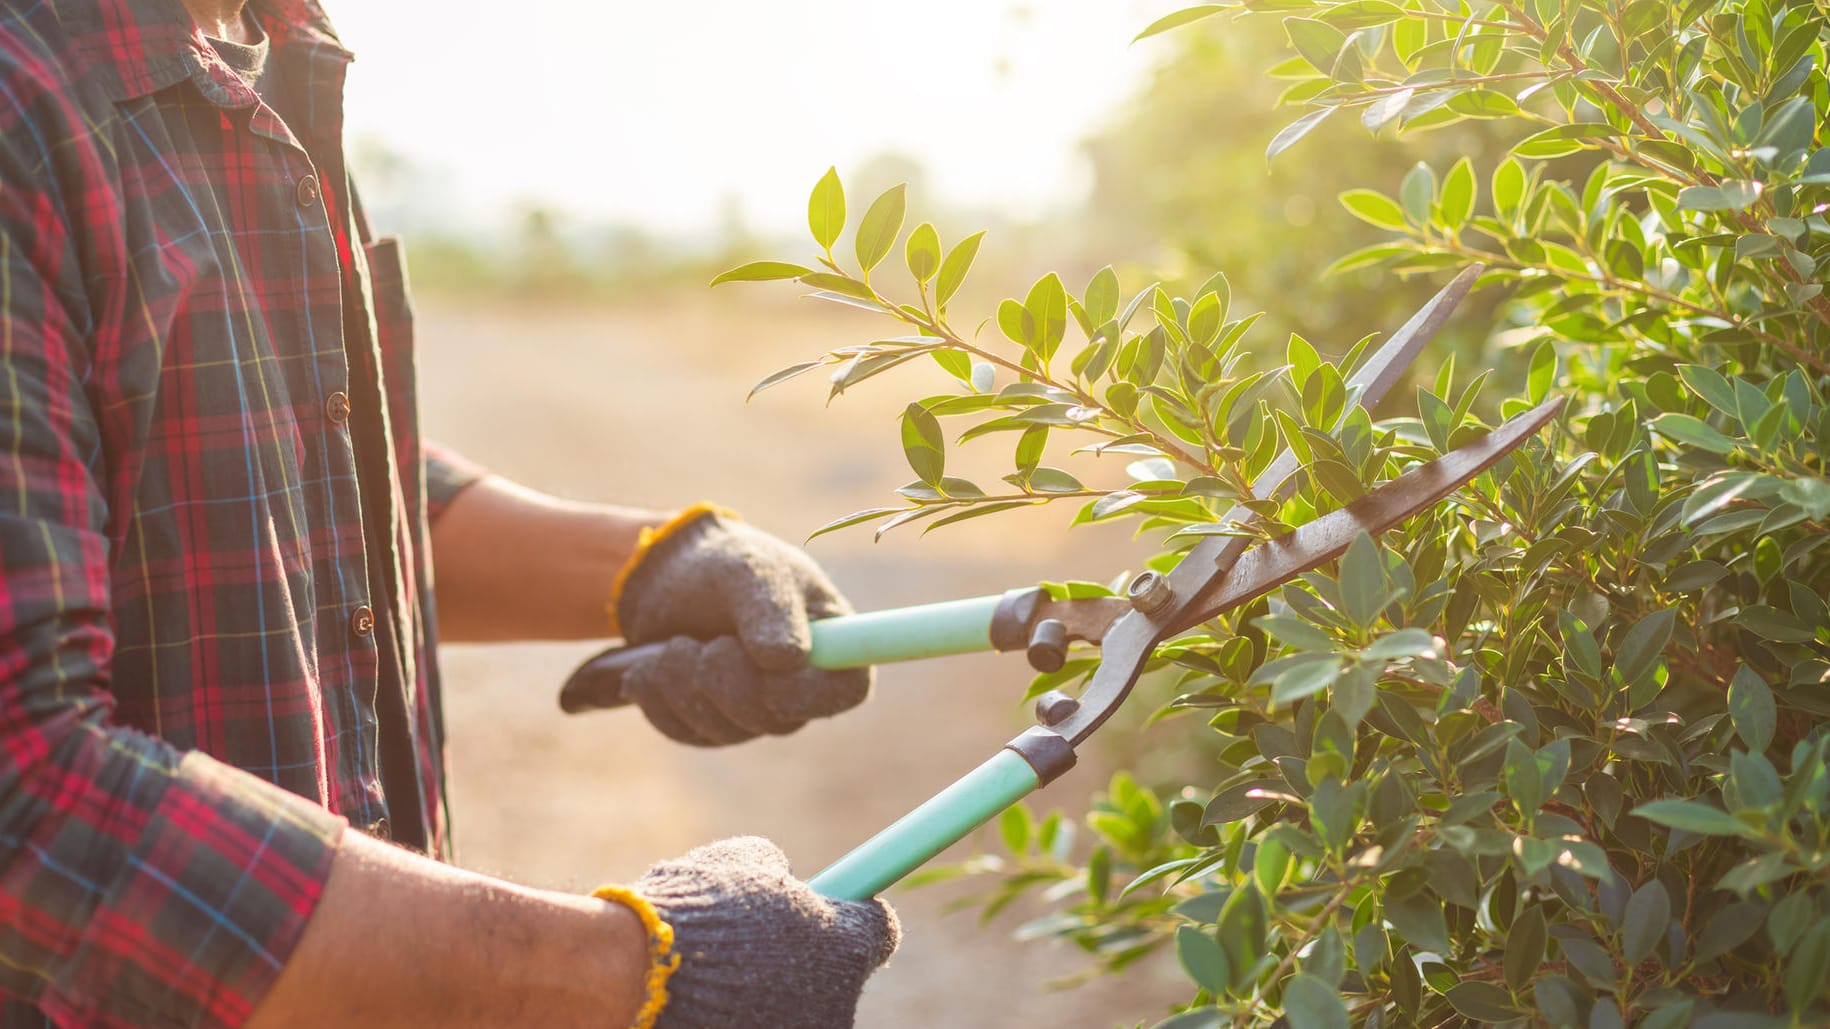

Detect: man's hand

[613,506,873,745]
[248,832,897,1028]
[608,837,898,1029]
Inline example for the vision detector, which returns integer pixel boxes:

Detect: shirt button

[325,391,351,425]
[296,174,320,209]
[368,817,391,841]
[350,605,375,639]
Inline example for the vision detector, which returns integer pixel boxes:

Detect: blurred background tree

[1079,19,1513,369]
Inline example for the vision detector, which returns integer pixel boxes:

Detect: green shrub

[719,0,1830,1023]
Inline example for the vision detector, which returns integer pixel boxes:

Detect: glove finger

[802,576,855,621]
[694,835,795,877]
[718,539,816,674]
[624,638,756,747]
[763,664,872,723]
[794,546,856,613]
[696,636,807,738]
[833,896,901,971]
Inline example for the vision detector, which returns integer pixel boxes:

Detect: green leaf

[1025,273,1068,363]
[935,231,985,307]
[1015,425,1048,476]
[1622,881,1671,966]
[808,166,845,252]
[1632,799,1751,836]
[1272,655,1342,707]
[1444,981,1523,1022]
[806,506,903,541]
[1678,365,1740,420]
[1216,884,1267,986]
[1728,667,1776,753]
[1651,413,1738,454]
[1085,266,1120,325]
[1785,923,1830,1011]
[1338,531,1386,628]
[1175,925,1230,995]
[1384,891,1451,954]
[1151,1010,1224,1029]
[998,298,1033,346]
[1677,179,1762,211]
[1134,4,1229,42]
[1614,607,1674,685]
[1283,17,1346,73]
[1267,108,1332,163]
[1282,973,1348,1029]
[1738,605,1815,643]
[1503,738,1543,815]
[1559,611,1602,679]
[1492,156,1526,218]
[800,272,876,301]
[1340,189,1408,232]
[998,803,1031,853]
[1779,477,1830,522]
[710,260,814,286]
[1254,834,1289,896]
[900,403,945,486]
[1360,628,1436,661]
[1505,905,1546,991]
[1693,902,1765,963]
[1256,615,1336,652]
[1527,341,1555,404]
[1438,157,1476,230]
[905,222,941,284]
[855,184,907,275]
[747,360,826,401]
[922,501,1038,533]
[1026,467,1084,493]
[1400,162,1436,226]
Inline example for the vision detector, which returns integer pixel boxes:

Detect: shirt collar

[50,0,351,103]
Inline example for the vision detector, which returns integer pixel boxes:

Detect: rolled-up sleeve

[0,125,344,1028]
[424,443,486,524]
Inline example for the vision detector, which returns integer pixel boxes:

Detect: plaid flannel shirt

[0,0,482,1023]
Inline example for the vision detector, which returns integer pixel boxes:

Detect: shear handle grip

[808,746,1043,900]
[558,592,1024,714]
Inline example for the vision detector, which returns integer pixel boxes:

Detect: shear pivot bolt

[1127,571,1174,614]
[1035,691,1080,726]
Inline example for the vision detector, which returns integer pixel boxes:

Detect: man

[0,0,898,1024]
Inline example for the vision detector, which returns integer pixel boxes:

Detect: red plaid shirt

[0,0,481,1024]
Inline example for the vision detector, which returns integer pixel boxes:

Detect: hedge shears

[559,266,1562,901]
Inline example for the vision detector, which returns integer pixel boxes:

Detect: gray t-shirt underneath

[206,15,283,108]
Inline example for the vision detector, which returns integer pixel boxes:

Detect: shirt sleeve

[0,89,346,1029]
[424,442,487,524]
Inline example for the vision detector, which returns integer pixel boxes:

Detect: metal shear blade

[1044,395,1565,748]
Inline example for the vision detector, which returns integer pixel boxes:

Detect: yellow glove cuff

[592,884,682,1029]
[606,502,739,635]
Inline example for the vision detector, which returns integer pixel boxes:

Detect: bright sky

[332,1,1168,236]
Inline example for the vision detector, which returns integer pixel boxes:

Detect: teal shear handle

[558,591,1025,712]
[808,748,1042,900]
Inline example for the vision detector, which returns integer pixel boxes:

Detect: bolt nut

[1127,570,1174,614]
[1026,618,1068,673]
[1034,690,1080,726]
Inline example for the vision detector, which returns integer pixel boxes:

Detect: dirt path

[414,290,1185,1026]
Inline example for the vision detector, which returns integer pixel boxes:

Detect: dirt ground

[413,288,1188,1027]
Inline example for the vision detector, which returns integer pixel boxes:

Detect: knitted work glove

[610,505,872,746]
[595,837,899,1029]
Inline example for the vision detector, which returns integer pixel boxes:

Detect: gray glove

[634,837,899,1028]
[614,507,872,746]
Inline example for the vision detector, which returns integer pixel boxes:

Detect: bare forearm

[248,830,648,1027]
[431,475,669,641]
